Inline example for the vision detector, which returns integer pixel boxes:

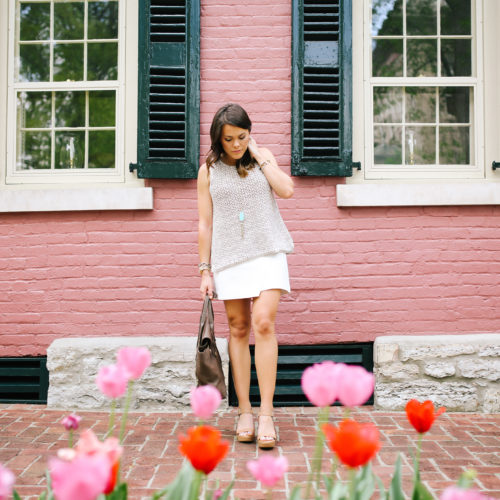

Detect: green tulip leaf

[411,480,434,500]
[107,483,128,500]
[389,455,405,500]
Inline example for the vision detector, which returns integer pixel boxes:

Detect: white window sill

[0,187,153,213]
[337,183,500,207]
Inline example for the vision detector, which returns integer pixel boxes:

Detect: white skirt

[213,252,290,300]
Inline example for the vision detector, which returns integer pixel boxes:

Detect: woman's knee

[228,316,251,339]
[252,315,274,337]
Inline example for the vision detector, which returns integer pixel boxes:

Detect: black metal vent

[304,0,339,41]
[229,343,374,407]
[148,67,186,159]
[150,0,186,42]
[0,357,49,404]
[303,66,340,158]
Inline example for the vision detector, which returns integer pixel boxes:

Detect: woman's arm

[197,163,215,299]
[247,138,294,199]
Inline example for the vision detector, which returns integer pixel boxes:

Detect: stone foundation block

[375,381,479,411]
[47,337,229,411]
[374,334,500,412]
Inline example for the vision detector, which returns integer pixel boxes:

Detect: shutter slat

[302,65,340,160]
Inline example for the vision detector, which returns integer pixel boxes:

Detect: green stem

[106,399,117,438]
[305,406,330,498]
[343,407,351,419]
[266,488,273,500]
[119,380,134,444]
[68,429,73,448]
[349,468,356,500]
[189,470,205,500]
[415,432,423,481]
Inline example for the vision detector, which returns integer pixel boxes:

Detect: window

[365,0,483,180]
[7,0,125,184]
[291,0,356,176]
[131,0,200,179]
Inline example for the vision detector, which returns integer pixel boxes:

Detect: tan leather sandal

[257,412,276,449]
[236,409,255,443]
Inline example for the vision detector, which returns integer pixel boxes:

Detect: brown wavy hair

[206,103,256,178]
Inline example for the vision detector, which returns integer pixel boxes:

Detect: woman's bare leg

[252,289,281,441]
[224,298,253,437]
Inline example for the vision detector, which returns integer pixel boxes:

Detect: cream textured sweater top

[209,160,294,272]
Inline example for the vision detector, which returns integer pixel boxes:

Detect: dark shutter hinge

[129,162,138,173]
[352,161,361,171]
[492,161,500,171]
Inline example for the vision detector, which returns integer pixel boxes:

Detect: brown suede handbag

[195,295,227,398]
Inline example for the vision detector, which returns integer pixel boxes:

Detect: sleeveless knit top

[209,160,294,272]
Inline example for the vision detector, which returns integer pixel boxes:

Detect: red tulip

[323,419,381,468]
[178,425,229,475]
[405,399,446,434]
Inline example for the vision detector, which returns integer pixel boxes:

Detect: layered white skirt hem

[213,252,290,300]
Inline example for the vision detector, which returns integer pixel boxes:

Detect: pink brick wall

[1,0,499,356]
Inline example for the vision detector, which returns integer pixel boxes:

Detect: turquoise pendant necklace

[239,211,245,238]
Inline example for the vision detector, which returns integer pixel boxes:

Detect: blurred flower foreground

[0,349,493,500]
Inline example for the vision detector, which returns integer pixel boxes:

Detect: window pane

[374,126,402,164]
[441,39,471,76]
[89,91,116,127]
[373,87,403,123]
[55,132,85,169]
[372,39,403,77]
[406,87,436,123]
[441,0,470,35]
[371,0,403,36]
[17,91,52,129]
[439,127,469,164]
[18,44,50,82]
[54,1,84,40]
[87,42,118,80]
[88,1,119,39]
[439,87,470,123]
[405,127,436,164]
[55,92,85,128]
[406,0,437,36]
[89,131,115,168]
[54,43,84,81]
[407,39,437,77]
[17,131,51,170]
[20,2,50,41]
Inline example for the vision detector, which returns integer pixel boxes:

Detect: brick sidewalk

[0,405,499,499]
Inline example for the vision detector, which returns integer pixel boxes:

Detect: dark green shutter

[291,0,354,176]
[131,0,200,178]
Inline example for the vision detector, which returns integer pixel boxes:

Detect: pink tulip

[74,429,123,494]
[96,363,128,399]
[117,347,151,380]
[50,455,110,500]
[75,429,123,465]
[61,413,82,431]
[0,464,15,500]
[301,361,346,407]
[337,365,374,407]
[247,455,289,488]
[190,385,222,419]
[441,486,494,500]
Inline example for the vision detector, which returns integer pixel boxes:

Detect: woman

[197,103,294,448]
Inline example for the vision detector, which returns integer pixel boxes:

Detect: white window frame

[7,0,126,184]
[0,0,152,212]
[338,0,500,206]
[365,0,483,180]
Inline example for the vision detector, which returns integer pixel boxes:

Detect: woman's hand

[247,136,263,163]
[200,271,215,299]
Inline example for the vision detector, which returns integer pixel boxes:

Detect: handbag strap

[198,294,214,343]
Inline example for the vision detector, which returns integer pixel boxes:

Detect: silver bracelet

[259,160,271,169]
[198,262,211,274]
